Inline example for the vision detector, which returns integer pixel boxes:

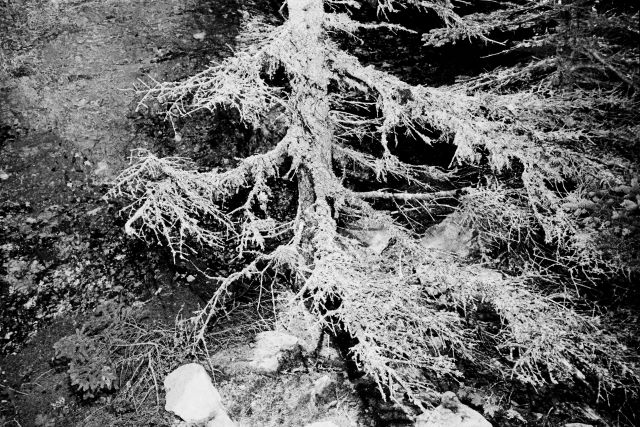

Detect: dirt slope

[0,0,239,424]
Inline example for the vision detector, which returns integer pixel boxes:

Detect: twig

[0,383,28,396]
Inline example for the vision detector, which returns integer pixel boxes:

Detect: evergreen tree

[110,0,639,418]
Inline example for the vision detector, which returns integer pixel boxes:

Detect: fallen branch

[353,188,465,200]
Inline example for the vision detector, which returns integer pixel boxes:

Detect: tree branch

[585,49,639,92]
[352,188,465,200]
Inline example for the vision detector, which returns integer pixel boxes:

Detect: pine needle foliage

[109,0,640,415]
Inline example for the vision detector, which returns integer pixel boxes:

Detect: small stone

[344,225,393,255]
[312,374,337,405]
[193,31,206,40]
[621,199,638,212]
[164,363,226,423]
[416,391,492,427]
[421,216,475,258]
[186,275,196,283]
[304,422,340,427]
[250,331,301,373]
[0,170,9,180]
[94,161,110,176]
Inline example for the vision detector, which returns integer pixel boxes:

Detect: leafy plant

[53,331,117,399]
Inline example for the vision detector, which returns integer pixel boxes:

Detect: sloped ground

[0,0,241,351]
[0,1,369,426]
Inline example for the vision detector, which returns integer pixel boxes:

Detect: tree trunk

[287,0,337,259]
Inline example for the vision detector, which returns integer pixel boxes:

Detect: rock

[250,331,301,373]
[311,374,337,405]
[563,424,593,427]
[304,421,340,427]
[94,161,110,176]
[421,217,476,258]
[0,169,9,180]
[342,225,393,254]
[416,392,492,427]
[621,199,638,212]
[164,363,227,423]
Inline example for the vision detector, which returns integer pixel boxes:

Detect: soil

[0,0,356,426]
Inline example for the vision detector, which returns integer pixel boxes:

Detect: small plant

[53,331,117,399]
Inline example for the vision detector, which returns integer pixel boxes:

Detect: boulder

[250,330,301,373]
[416,392,491,427]
[164,363,228,424]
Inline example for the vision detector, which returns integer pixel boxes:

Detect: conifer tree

[110,0,639,414]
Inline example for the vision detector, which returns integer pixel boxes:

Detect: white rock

[250,331,300,373]
[164,363,226,423]
[421,217,476,258]
[311,374,336,405]
[304,422,340,427]
[94,161,110,176]
[416,392,492,427]
[621,199,638,212]
[343,225,393,254]
[564,424,593,427]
